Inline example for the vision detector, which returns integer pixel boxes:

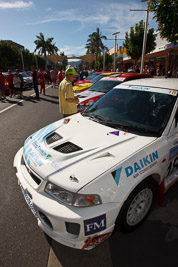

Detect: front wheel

[118,179,157,232]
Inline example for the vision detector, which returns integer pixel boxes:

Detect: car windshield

[82,88,177,137]
[87,73,100,80]
[89,74,107,84]
[89,80,123,93]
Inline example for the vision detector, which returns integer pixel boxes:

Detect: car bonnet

[23,114,156,192]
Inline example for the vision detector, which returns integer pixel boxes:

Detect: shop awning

[116,54,123,59]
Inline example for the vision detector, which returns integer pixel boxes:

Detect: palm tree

[34,32,58,58]
[85,28,108,59]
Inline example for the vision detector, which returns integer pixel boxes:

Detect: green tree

[34,32,59,58]
[123,20,156,64]
[58,51,68,69]
[148,0,178,44]
[85,28,108,59]
[0,41,20,70]
[22,49,36,70]
[95,53,113,70]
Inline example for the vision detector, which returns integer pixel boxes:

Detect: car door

[165,108,178,189]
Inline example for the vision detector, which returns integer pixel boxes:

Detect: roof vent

[54,142,82,154]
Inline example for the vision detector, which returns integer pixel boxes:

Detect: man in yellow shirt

[59,67,79,118]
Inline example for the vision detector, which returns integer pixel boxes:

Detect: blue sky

[0,0,157,57]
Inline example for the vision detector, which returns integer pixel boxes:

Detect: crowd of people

[0,67,65,101]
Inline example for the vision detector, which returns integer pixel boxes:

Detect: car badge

[70,174,79,183]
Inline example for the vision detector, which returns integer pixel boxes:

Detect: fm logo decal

[84,214,106,236]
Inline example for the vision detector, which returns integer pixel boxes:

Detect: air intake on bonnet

[46,132,62,144]
[54,142,82,153]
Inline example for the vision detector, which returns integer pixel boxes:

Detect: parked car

[14,78,178,250]
[73,72,122,93]
[74,71,103,86]
[77,73,152,112]
[20,72,33,88]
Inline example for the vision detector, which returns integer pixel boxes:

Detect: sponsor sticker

[82,233,111,250]
[20,184,38,219]
[84,214,106,236]
[109,131,120,136]
[113,151,159,183]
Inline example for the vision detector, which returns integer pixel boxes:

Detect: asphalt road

[0,85,178,267]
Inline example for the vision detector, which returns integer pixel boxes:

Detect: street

[0,85,178,267]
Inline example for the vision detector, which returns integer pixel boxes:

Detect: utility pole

[112,32,120,72]
[130,0,149,73]
[103,49,105,71]
[106,33,124,72]
[20,50,25,71]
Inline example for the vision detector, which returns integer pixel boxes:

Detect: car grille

[54,142,82,154]
[46,132,63,144]
[23,160,41,185]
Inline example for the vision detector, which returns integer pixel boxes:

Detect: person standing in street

[13,73,21,98]
[38,68,46,95]
[6,70,14,97]
[50,67,57,88]
[31,65,40,100]
[59,67,79,118]
[57,68,64,85]
[15,69,24,98]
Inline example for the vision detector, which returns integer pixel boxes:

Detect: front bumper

[14,147,120,250]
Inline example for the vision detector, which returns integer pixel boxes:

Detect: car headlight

[45,182,102,207]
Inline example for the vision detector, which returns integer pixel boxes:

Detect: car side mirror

[88,100,95,106]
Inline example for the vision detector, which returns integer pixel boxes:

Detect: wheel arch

[114,175,160,233]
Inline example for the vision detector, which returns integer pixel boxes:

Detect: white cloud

[60,45,87,57]
[26,1,157,38]
[0,1,33,9]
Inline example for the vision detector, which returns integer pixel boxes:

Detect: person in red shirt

[0,71,5,100]
[57,69,64,85]
[6,69,14,97]
[46,68,51,85]
[38,69,46,95]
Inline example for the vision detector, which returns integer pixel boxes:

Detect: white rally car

[14,78,178,250]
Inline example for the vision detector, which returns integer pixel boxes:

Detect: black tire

[118,178,157,232]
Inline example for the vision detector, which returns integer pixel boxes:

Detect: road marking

[47,247,63,267]
[0,85,52,114]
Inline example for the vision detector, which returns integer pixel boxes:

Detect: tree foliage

[148,0,178,44]
[0,41,20,70]
[95,53,113,70]
[123,20,156,63]
[85,28,108,59]
[34,32,59,57]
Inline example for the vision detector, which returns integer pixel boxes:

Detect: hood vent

[46,132,63,144]
[54,142,82,154]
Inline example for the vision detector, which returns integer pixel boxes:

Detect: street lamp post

[103,49,105,71]
[140,8,149,73]
[105,34,125,71]
[130,0,149,73]
[112,32,120,72]
[20,50,25,72]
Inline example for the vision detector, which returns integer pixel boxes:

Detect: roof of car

[100,72,152,82]
[115,78,178,91]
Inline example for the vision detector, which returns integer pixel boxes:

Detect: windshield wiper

[119,124,157,136]
[82,112,112,124]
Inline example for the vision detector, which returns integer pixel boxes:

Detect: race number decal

[165,146,178,187]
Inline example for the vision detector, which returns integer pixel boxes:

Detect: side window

[171,108,178,130]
